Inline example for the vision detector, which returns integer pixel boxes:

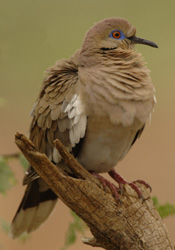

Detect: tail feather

[10,179,57,238]
[28,199,57,233]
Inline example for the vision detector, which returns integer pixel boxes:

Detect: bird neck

[79,47,141,67]
[79,47,151,90]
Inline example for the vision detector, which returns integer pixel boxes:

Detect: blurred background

[0,0,175,249]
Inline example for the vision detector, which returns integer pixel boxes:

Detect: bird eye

[112,31,121,39]
[109,29,125,40]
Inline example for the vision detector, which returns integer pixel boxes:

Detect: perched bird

[10,17,158,238]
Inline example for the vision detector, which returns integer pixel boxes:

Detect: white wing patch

[53,147,61,163]
[69,114,87,147]
[61,94,87,148]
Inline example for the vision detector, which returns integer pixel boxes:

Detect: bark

[15,132,174,250]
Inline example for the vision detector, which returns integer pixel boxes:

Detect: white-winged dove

[10,17,158,238]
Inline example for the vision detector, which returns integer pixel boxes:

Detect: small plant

[61,210,87,250]
[152,196,175,218]
[0,156,17,194]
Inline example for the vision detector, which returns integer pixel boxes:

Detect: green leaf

[0,218,10,234]
[61,210,87,250]
[152,196,159,206]
[152,196,175,218]
[0,157,17,194]
[157,203,175,218]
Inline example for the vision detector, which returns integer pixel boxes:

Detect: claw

[133,180,152,192]
[91,172,120,202]
[128,182,143,199]
[92,172,108,191]
[108,170,151,199]
[91,170,151,202]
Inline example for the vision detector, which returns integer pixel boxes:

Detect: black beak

[129,36,158,48]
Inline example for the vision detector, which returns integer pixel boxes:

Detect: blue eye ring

[112,30,121,39]
[109,30,125,40]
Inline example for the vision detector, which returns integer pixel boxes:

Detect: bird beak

[129,36,158,48]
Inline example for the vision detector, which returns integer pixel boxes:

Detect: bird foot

[108,170,151,199]
[91,172,120,202]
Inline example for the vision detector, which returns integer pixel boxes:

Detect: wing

[11,54,89,238]
[24,58,87,185]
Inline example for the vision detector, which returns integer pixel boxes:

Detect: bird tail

[10,179,57,238]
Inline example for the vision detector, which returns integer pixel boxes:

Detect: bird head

[81,18,158,54]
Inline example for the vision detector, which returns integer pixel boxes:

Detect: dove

[10,17,158,238]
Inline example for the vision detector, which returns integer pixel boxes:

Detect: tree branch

[15,132,174,250]
[1,152,20,159]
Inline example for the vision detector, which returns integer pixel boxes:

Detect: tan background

[0,0,175,249]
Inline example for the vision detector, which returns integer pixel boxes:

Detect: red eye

[112,31,121,39]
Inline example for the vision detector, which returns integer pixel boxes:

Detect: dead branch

[1,152,20,159]
[15,132,174,250]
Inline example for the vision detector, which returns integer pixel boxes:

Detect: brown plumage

[10,17,157,238]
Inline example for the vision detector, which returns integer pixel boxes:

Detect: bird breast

[77,116,142,173]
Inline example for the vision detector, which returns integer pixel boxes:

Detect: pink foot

[92,172,120,201]
[108,170,151,198]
